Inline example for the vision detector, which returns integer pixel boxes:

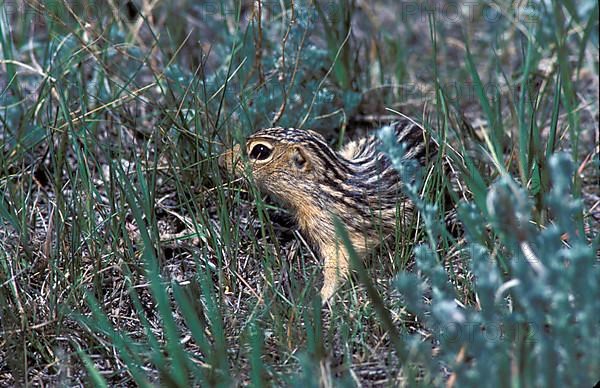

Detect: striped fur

[220,119,437,301]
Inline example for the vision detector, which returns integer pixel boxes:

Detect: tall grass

[0,0,598,385]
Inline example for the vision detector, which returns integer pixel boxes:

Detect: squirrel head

[220,127,332,206]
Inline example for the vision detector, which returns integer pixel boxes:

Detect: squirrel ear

[292,146,310,171]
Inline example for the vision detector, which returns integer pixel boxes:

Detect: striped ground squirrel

[220,119,438,301]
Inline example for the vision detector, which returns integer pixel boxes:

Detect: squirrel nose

[218,145,242,173]
[217,152,228,169]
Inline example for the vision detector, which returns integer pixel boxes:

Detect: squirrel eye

[249,144,272,161]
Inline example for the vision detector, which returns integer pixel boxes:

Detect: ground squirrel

[220,119,437,301]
